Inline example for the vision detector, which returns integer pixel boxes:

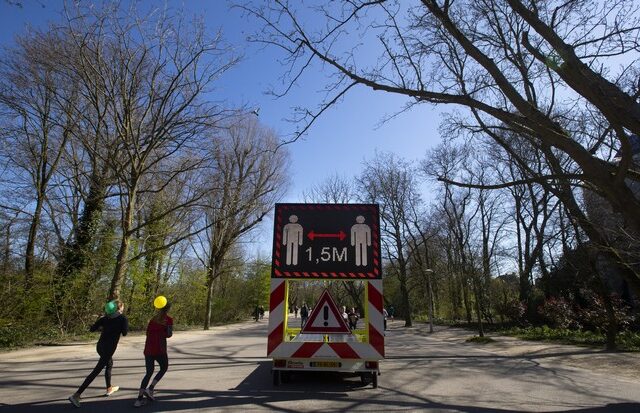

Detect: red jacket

[143,315,173,356]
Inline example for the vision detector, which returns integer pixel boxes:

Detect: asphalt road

[1,317,639,412]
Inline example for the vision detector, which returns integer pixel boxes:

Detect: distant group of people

[287,303,311,328]
[340,306,360,330]
[68,296,173,408]
[292,302,396,331]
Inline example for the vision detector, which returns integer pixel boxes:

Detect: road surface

[1,318,639,412]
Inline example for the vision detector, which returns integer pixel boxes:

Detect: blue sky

[0,1,443,255]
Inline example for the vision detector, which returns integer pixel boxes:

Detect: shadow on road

[2,360,639,413]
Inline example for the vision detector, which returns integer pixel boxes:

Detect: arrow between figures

[307,230,346,241]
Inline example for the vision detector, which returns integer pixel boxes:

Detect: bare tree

[57,3,241,300]
[193,116,289,329]
[357,152,422,327]
[302,173,356,203]
[0,31,78,288]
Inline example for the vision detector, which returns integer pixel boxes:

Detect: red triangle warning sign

[301,289,352,334]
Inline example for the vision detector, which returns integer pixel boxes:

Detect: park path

[1,318,639,412]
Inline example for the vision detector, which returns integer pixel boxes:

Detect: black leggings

[77,350,113,395]
[139,354,169,389]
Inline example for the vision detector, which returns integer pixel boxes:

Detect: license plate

[310,361,341,368]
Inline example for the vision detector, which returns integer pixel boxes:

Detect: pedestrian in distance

[68,300,128,408]
[134,295,173,407]
[254,305,260,322]
[388,305,395,321]
[293,304,299,318]
[382,307,389,331]
[348,307,359,330]
[300,303,309,328]
[259,305,265,320]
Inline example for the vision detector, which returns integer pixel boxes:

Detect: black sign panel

[271,203,381,279]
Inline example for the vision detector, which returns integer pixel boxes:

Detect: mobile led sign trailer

[267,203,384,388]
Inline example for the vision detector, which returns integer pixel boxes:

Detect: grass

[502,326,640,351]
[441,321,640,351]
[0,318,251,351]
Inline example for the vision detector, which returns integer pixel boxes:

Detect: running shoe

[143,388,155,401]
[68,394,81,408]
[133,398,147,407]
[105,386,120,396]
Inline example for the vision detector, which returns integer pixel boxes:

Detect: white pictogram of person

[283,215,304,265]
[350,215,371,266]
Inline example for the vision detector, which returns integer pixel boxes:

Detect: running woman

[69,300,128,408]
[134,297,173,407]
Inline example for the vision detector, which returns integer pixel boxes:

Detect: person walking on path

[134,296,173,407]
[347,307,359,330]
[68,300,128,408]
[300,303,309,328]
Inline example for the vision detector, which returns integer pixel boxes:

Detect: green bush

[0,322,30,348]
[617,332,640,351]
[0,320,61,348]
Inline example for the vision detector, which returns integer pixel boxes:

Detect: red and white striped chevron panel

[267,278,385,359]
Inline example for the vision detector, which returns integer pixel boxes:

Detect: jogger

[134,296,173,407]
[69,300,128,408]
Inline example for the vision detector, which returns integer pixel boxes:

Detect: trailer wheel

[281,371,291,383]
[360,372,373,385]
[273,370,281,386]
[372,372,378,388]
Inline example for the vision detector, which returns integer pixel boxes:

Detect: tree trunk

[461,274,472,324]
[55,174,106,284]
[204,275,215,330]
[399,272,412,327]
[473,277,485,337]
[109,189,136,300]
[426,270,435,333]
[602,292,618,351]
[24,195,44,289]
[3,217,14,274]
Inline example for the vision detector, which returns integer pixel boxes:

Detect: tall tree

[245,0,640,292]
[57,3,240,300]
[0,31,77,288]
[357,152,422,327]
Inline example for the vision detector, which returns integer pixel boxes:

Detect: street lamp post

[425,268,435,333]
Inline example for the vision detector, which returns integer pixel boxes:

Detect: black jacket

[91,313,128,355]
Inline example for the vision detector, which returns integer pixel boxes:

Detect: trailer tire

[281,371,291,383]
[360,372,373,385]
[273,370,281,386]
[372,372,378,388]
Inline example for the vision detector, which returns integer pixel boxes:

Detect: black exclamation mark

[323,306,329,326]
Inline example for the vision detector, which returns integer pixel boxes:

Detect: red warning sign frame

[301,289,351,334]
